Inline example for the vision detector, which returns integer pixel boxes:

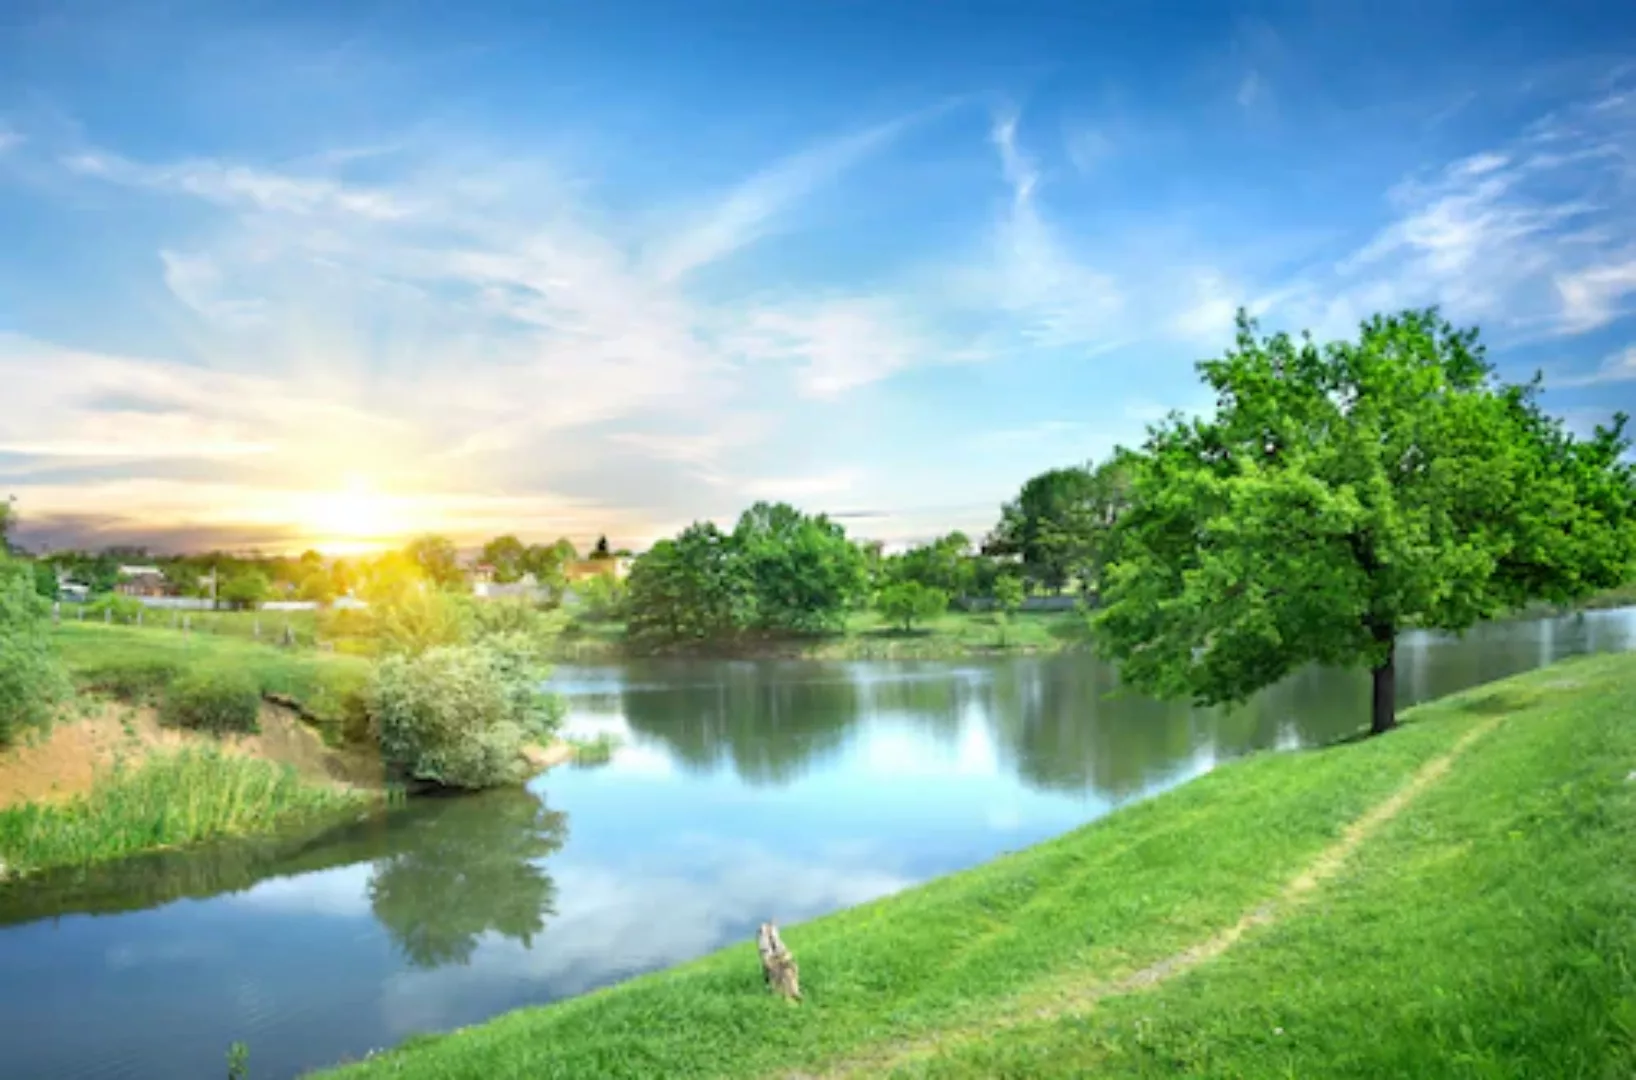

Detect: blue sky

[2,0,1634,553]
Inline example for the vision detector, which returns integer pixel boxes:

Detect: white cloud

[1558,343,1636,386]
[1556,260,1636,333]
[159,250,268,327]
[730,297,950,398]
[65,149,413,219]
[977,112,1125,351]
[1236,71,1264,109]
[1063,127,1113,175]
[1284,88,1636,340]
[649,114,920,282]
[0,126,20,155]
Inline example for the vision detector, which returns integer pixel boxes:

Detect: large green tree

[405,534,464,590]
[625,522,755,641]
[989,458,1133,593]
[733,501,868,634]
[1095,309,1636,736]
[479,534,529,583]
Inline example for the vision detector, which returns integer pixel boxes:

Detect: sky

[2,0,1635,555]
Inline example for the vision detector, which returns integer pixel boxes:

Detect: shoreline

[317,651,1636,1079]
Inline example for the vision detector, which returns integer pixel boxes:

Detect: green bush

[369,636,563,789]
[85,594,146,622]
[0,556,68,744]
[875,580,950,632]
[162,669,262,735]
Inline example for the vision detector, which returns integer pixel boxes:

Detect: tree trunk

[756,922,801,1001]
[1370,629,1397,736]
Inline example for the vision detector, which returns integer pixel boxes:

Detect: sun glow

[302,474,406,554]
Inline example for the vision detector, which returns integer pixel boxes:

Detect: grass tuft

[0,747,370,876]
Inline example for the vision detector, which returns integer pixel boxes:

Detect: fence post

[254,618,261,639]
[184,615,192,634]
[283,623,295,647]
[52,602,60,625]
[136,608,143,627]
[104,607,111,625]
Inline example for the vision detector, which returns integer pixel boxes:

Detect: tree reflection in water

[368,786,568,968]
[0,786,569,974]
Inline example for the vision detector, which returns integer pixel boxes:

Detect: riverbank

[1,624,574,879]
[544,608,1093,662]
[321,650,1636,1079]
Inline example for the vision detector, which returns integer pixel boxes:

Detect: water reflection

[0,787,568,973]
[0,609,1630,1080]
[368,788,567,968]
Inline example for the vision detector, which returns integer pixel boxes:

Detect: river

[1,608,1632,1079]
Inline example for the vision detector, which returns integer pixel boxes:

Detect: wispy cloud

[1557,343,1636,386]
[63,149,413,219]
[976,111,1124,350]
[1236,71,1264,110]
[1275,85,1636,340]
[648,112,926,282]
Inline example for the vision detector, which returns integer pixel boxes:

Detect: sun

[303,474,402,553]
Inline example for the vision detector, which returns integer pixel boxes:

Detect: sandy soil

[0,701,384,810]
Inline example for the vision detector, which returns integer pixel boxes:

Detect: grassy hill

[319,650,1636,1078]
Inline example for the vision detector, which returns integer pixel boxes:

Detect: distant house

[57,574,91,604]
[115,565,170,598]
[563,557,631,584]
[468,563,497,587]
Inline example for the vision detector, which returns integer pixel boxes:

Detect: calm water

[2,609,1633,1079]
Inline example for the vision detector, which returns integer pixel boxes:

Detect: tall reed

[0,748,370,875]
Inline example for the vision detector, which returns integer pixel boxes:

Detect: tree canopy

[625,503,867,641]
[1094,309,1636,735]
[988,457,1134,594]
[0,553,68,743]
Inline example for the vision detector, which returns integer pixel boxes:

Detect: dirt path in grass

[795,716,1505,1080]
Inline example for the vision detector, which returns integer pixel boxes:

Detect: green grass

[320,651,1636,1079]
[52,623,372,740]
[565,731,623,766]
[0,747,372,877]
[543,608,1091,662]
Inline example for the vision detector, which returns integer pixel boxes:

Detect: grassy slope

[52,622,371,733]
[322,653,1635,1079]
[0,748,371,876]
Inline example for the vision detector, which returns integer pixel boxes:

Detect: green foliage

[368,637,564,789]
[86,593,145,621]
[323,655,1636,1080]
[54,624,372,737]
[480,534,529,583]
[219,570,270,610]
[1095,309,1636,732]
[989,457,1134,594]
[161,669,262,735]
[0,555,69,744]
[575,572,627,622]
[626,504,867,642]
[733,502,868,634]
[32,560,58,600]
[883,532,981,597]
[0,747,367,875]
[370,588,475,655]
[406,535,464,589]
[297,568,338,604]
[626,522,755,641]
[227,1042,250,1080]
[992,574,1025,616]
[875,580,950,632]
